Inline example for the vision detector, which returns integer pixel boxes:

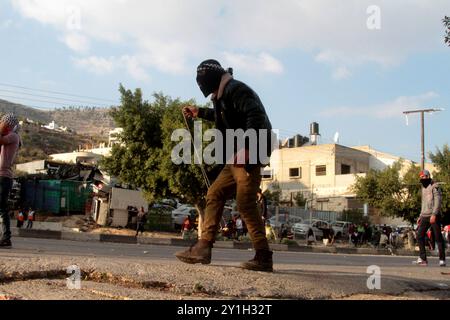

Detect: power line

[0,82,118,104]
[0,93,88,107]
[0,88,112,107]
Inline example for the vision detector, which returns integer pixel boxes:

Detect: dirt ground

[1,250,449,300]
[89,228,181,239]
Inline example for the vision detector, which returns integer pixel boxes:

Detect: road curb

[12,229,449,257]
[61,231,101,242]
[16,229,62,240]
[100,234,137,244]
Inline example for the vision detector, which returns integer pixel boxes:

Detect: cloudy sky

[0,0,449,162]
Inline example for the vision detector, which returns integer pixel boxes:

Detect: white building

[108,128,123,147]
[261,143,435,212]
[42,121,59,131]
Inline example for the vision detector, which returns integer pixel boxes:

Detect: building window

[262,169,273,180]
[341,164,351,175]
[315,165,327,176]
[289,167,301,178]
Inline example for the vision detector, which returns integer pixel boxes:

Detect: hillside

[48,107,115,137]
[0,100,115,164]
[0,100,116,137]
[16,122,107,164]
[0,99,51,123]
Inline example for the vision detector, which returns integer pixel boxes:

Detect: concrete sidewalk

[10,227,448,257]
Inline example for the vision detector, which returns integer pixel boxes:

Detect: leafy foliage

[444,16,450,47]
[429,144,450,214]
[353,146,450,224]
[294,192,307,207]
[264,182,282,206]
[352,161,421,224]
[101,85,218,207]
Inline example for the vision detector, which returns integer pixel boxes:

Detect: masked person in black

[175,60,274,272]
[414,170,446,267]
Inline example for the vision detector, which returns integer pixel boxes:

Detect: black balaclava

[420,178,432,188]
[196,59,227,98]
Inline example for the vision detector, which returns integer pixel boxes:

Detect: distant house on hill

[42,121,68,132]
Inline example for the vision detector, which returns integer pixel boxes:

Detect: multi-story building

[261,140,435,212]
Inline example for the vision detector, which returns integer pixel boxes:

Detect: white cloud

[120,55,151,82]
[320,92,440,119]
[73,55,151,81]
[74,56,115,74]
[63,33,89,53]
[223,52,284,75]
[332,66,351,80]
[10,0,450,80]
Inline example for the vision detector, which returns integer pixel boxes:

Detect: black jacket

[197,75,274,168]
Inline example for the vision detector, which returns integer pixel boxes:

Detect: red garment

[182,219,192,231]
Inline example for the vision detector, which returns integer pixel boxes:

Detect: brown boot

[175,239,212,265]
[241,249,273,272]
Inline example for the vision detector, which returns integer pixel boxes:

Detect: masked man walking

[176,59,274,272]
[415,170,446,267]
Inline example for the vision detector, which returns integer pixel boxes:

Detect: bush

[342,209,369,225]
[238,235,252,242]
[183,230,198,240]
[281,239,298,246]
[145,208,173,232]
[215,234,233,242]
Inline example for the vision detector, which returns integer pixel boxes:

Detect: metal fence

[22,180,93,215]
[267,206,344,223]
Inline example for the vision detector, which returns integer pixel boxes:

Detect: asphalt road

[1,237,449,300]
[5,237,440,268]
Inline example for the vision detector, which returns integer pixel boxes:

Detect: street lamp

[403,108,444,170]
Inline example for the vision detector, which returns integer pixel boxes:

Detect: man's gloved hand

[183,106,199,119]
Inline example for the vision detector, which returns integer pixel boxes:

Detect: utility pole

[403,108,443,170]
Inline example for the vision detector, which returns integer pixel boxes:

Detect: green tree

[100,86,167,203]
[444,16,450,47]
[294,192,307,208]
[264,182,282,206]
[159,101,219,211]
[352,161,421,224]
[101,85,218,213]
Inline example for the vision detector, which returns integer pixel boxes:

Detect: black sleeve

[197,107,216,122]
[232,88,268,130]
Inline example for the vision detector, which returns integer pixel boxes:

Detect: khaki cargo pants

[201,164,269,251]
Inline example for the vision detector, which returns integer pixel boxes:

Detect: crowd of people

[347,221,450,252]
[220,215,248,240]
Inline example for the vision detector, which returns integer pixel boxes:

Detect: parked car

[161,199,182,208]
[172,206,197,229]
[172,204,195,213]
[268,215,303,229]
[150,203,175,212]
[292,219,332,240]
[331,221,352,239]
